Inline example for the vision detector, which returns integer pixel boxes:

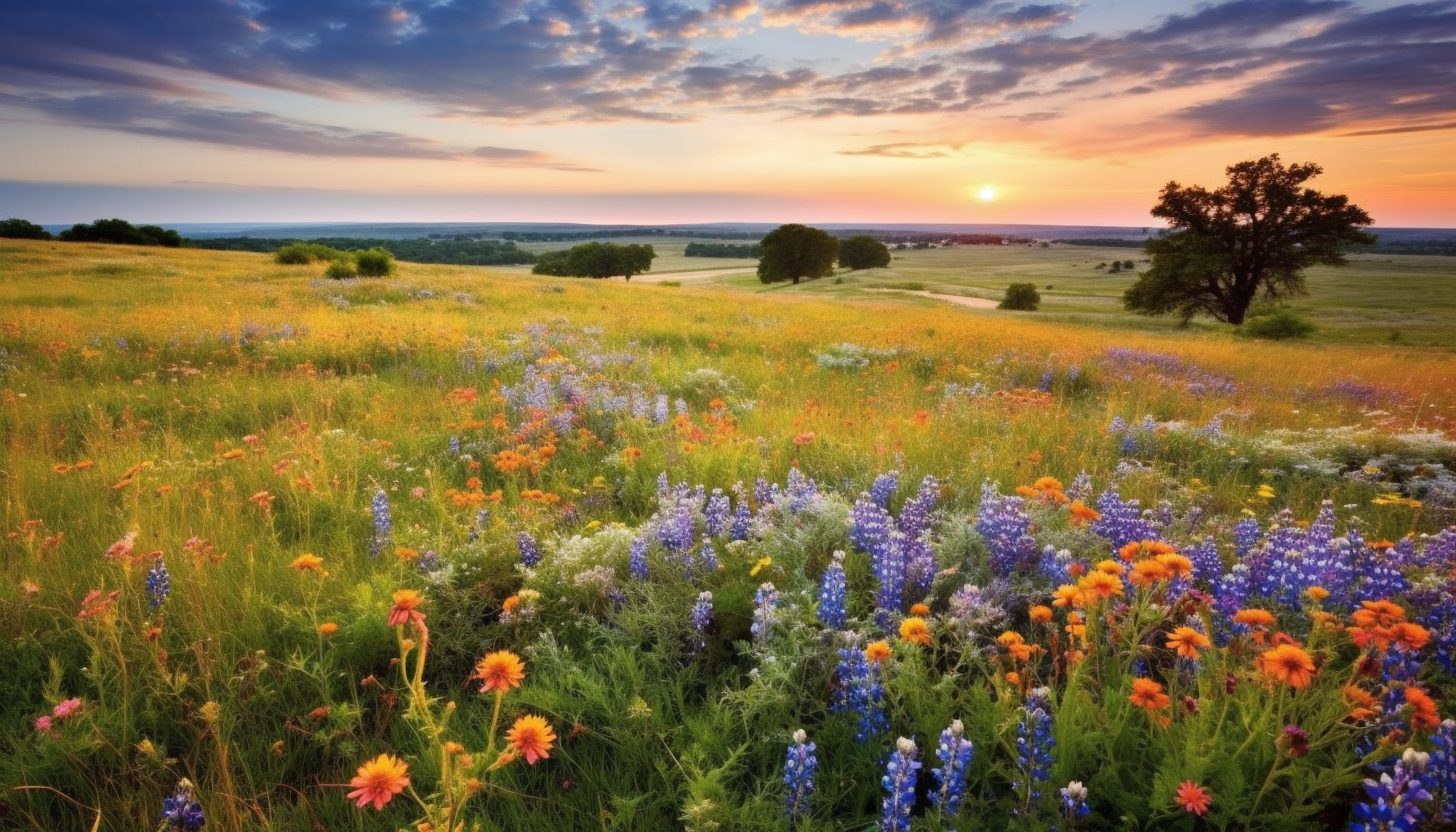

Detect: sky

[1,0,1453,226]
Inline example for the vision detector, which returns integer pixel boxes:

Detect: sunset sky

[2,0,1453,226]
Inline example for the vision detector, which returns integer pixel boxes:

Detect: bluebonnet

[835,638,887,742]
[1233,518,1263,559]
[159,778,205,831]
[1089,487,1158,550]
[697,538,719,572]
[518,531,542,568]
[752,583,779,645]
[468,507,490,542]
[785,467,820,514]
[931,719,974,817]
[657,503,697,557]
[369,489,392,557]
[1060,780,1090,823]
[870,470,900,509]
[1013,688,1055,818]
[873,533,908,628]
[897,475,941,542]
[448,435,460,455]
[417,549,440,573]
[653,395,670,424]
[977,483,1038,576]
[818,551,848,630]
[690,591,713,655]
[1039,369,1054,392]
[1185,537,1224,590]
[903,535,936,602]
[784,729,818,821]
[731,498,753,542]
[146,556,170,609]
[1350,748,1433,832]
[881,736,920,832]
[1066,470,1093,502]
[1428,720,1456,822]
[705,489,731,537]
[629,537,649,581]
[850,494,894,556]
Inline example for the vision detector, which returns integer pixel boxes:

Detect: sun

[979,186,996,201]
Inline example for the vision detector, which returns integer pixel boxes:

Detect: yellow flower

[1257,484,1276,500]
[347,753,410,810]
[750,557,772,577]
[864,641,892,664]
[506,714,557,764]
[289,554,325,573]
[899,617,931,646]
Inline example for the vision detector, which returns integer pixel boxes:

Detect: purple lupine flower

[146,556,170,609]
[1013,688,1055,819]
[1429,720,1456,822]
[835,637,887,741]
[1060,780,1090,823]
[731,499,753,541]
[369,489,392,557]
[653,395,670,425]
[752,582,779,645]
[517,531,542,568]
[689,591,712,654]
[977,483,1038,576]
[851,495,894,556]
[931,719,974,817]
[897,475,941,542]
[1185,537,1224,590]
[159,778,206,831]
[448,435,460,455]
[629,537,649,581]
[881,736,920,832]
[874,533,908,628]
[870,470,900,509]
[818,551,848,630]
[699,538,719,572]
[1090,487,1158,550]
[1233,518,1263,559]
[468,507,489,542]
[784,729,818,821]
[1350,748,1433,832]
[705,489,731,537]
[1066,470,1093,502]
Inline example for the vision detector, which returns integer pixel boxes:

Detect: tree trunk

[792,275,800,285]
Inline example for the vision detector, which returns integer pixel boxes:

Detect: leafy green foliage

[533,242,656,279]
[0,218,52,240]
[684,242,761,258]
[57,218,182,247]
[837,236,891,270]
[757,224,838,285]
[1124,155,1375,325]
[274,242,341,264]
[193,236,538,266]
[998,282,1041,310]
[325,255,359,279]
[354,247,397,277]
[1240,306,1317,340]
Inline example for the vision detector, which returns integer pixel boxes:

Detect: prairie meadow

[3,238,1456,831]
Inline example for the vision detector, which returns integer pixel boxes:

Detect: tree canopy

[838,235,891,270]
[757,224,838,285]
[58,218,182,247]
[532,242,655,280]
[1123,154,1374,325]
[0,218,51,240]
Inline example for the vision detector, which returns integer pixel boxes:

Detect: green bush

[275,242,340,264]
[1241,306,1316,340]
[998,282,1041,311]
[0,218,52,240]
[354,247,397,277]
[325,255,358,280]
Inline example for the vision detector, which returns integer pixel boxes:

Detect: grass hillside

[2,239,1455,831]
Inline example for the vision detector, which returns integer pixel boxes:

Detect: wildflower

[346,753,410,810]
[1258,644,1317,689]
[899,616,931,646]
[506,714,556,764]
[818,551,848,630]
[865,641,892,664]
[690,592,713,655]
[1175,781,1212,816]
[1127,558,1172,589]
[751,557,773,577]
[910,602,931,616]
[249,490,275,512]
[517,531,541,568]
[386,590,425,628]
[1234,608,1276,628]
[1077,570,1123,602]
[752,582,779,645]
[628,537,649,581]
[881,736,920,832]
[319,622,339,635]
[784,729,818,820]
[1406,686,1441,732]
[473,651,526,694]
[369,490,392,558]
[1306,586,1330,603]
[1350,748,1431,832]
[1029,605,1053,623]
[1390,622,1431,654]
[52,698,83,719]
[159,778,206,831]
[1282,724,1309,757]
[999,631,1034,662]
[77,588,121,620]
[1068,500,1101,526]
[931,720,974,817]
[1166,626,1211,660]
[34,715,53,732]
[1060,780,1090,822]
[1013,689,1055,817]
[289,554,325,573]
[1129,678,1171,713]
[145,556,170,609]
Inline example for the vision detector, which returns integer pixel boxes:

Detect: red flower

[1175,781,1212,816]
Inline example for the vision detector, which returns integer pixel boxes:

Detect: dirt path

[864,288,1000,309]
[632,267,754,283]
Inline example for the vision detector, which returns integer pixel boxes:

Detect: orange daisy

[474,650,526,694]
[1051,584,1082,608]
[899,617,932,646]
[1127,559,1172,589]
[1233,608,1276,628]
[1077,571,1124,601]
[1154,553,1193,579]
[1068,500,1101,526]
[998,631,1034,662]
[1258,644,1317,689]
[864,640,892,664]
[1129,678,1170,712]
[346,753,410,810]
[387,590,425,628]
[1029,605,1053,624]
[1405,685,1440,731]
[910,602,931,617]
[289,554,325,573]
[506,714,557,764]
[1389,622,1431,653]
[1166,626,1212,660]
[1175,781,1212,816]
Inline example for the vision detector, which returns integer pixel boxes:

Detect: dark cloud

[0,0,1452,148]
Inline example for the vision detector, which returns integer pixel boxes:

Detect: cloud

[837,141,963,157]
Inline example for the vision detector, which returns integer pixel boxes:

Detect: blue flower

[784,729,818,820]
[369,489,392,557]
[881,736,920,832]
[818,551,848,630]
[931,719,974,817]
[159,778,205,831]
[517,531,542,568]
[146,556,170,609]
[752,583,779,645]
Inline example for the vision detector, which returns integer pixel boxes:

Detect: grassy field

[2,238,1456,832]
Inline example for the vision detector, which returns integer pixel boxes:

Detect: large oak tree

[1123,155,1374,325]
[757,224,838,285]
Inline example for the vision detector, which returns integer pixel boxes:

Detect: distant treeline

[189,236,537,266]
[1349,240,1456,257]
[1,217,182,246]
[500,227,762,242]
[684,242,761,258]
[871,232,1030,246]
[1053,237,1147,248]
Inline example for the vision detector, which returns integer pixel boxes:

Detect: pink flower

[34,715,53,732]
[52,698,83,719]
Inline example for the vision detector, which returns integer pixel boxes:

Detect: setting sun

[979,187,997,202]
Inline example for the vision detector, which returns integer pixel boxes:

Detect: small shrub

[998,282,1041,311]
[354,247,396,277]
[1241,306,1316,340]
[658,281,681,288]
[882,281,926,291]
[325,256,358,280]
[275,242,339,264]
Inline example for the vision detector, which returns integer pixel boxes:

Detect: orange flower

[1352,600,1406,629]
[1127,559,1172,589]
[1095,559,1126,576]
[1068,500,1101,526]
[910,603,931,617]
[319,622,339,635]
[474,650,526,694]
[387,590,425,628]
[1390,622,1431,653]
[1175,781,1212,816]
[1051,584,1081,608]
[1029,605,1053,624]
[864,640,892,664]
[998,631,1033,662]
[1077,571,1124,601]
[289,554,325,573]
[502,595,522,613]
[899,617,931,646]
[1258,644,1317,689]
[1166,626,1211,660]
[1406,685,1440,731]
[1154,553,1193,579]
[1129,678,1170,712]
[1305,586,1330,603]
[506,714,557,764]
[1005,671,1022,686]
[1233,609,1276,628]
[346,753,410,810]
